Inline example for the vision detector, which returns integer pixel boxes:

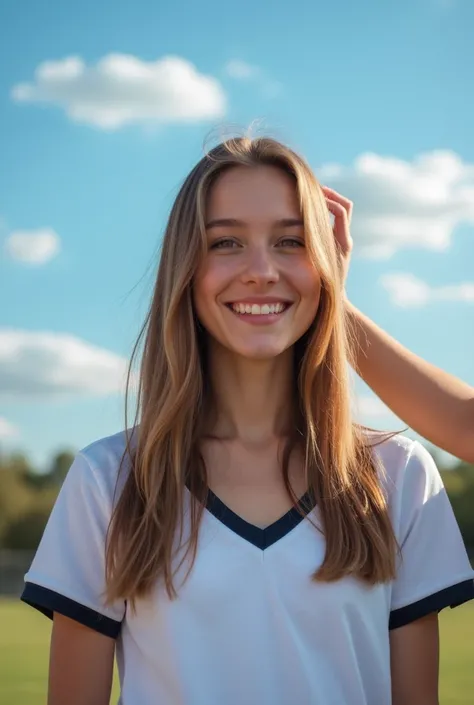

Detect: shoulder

[369,432,430,467]
[367,432,443,505]
[69,427,136,507]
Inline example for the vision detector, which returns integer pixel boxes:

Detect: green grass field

[1,599,473,704]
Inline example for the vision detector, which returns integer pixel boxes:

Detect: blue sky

[1,0,473,469]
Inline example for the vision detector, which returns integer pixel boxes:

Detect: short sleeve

[21,451,125,638]
[389,441,474,630]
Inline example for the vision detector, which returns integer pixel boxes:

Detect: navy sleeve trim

[389,578,474,630]
[21,582,122,639]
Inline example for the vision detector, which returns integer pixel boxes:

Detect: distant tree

[454,461,474,487]
[442,459,474,551]
[2,509,51,550]
[20,449,75,490]
[0,463,33,545]
[6,452,33,476]
[48,450,75,486]
[440,468,466,497]
[0,450,66,549]
[21,467,52,491]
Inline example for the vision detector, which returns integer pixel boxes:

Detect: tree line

[0,446,473,552]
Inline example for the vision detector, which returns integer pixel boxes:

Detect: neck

[204,342,295,445]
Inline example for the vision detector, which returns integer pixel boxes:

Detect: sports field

[0,598,473,704]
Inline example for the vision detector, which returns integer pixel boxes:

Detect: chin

[229,342,291,361]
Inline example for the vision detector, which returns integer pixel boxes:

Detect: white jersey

[22,430,474,705]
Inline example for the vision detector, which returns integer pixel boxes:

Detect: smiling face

[193,165,322,361]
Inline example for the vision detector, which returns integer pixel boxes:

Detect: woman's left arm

[390,613,440,705]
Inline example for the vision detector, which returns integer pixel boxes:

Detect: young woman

[22,137,474,705]
[325,185,474,464]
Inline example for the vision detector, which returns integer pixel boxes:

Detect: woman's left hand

[322,186,353,287]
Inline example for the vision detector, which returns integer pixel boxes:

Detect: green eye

[278,238,305,248]
[210,238,239,249]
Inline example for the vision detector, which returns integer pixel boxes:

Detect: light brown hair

[105,136,398,608]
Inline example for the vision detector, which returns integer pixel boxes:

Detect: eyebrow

[205,218,304,229]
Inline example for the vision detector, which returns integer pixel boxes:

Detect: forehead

[206,165,301,222]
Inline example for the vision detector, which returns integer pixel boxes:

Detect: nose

[241,245,279,286]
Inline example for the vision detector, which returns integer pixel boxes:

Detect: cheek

[294,263,322,301]
[193,262,225,321]
[293,266,323,327]
[194,258,239,305]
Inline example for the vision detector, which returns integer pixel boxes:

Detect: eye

[210,238,240,250]
[277,237,305,248]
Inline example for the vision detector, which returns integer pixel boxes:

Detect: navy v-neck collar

[204,489,317,550]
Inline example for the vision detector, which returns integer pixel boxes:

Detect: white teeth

[230,302,287,315]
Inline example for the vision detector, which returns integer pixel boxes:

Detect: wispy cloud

[0,329,131,400]
[11,54,227,130]
[225,59,260,80]
[354,395,393,419]
[4,228,60,265]
[381,272,474,307]
[0,417,20,440]
[224,59,282,98]
[319,150,474,258]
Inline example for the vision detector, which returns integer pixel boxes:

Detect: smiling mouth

[226,302,291,317]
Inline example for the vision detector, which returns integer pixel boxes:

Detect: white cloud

[319,150,474,258]
[4,228,60,265]
[355,396,392,418]
[0,417,20,440]
[352,394,404,433]
[11,54,227,130]
[224,58,282,98]
[225,60,260,80]
[0,329,130,400]
[381,272,474,307]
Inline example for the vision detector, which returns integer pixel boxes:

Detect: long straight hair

[105,136,398,607]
